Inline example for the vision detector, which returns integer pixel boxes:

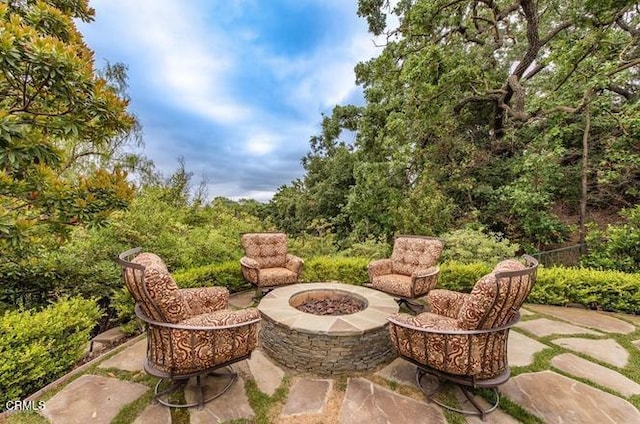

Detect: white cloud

[245,134,277,156]
[88,0,251,123]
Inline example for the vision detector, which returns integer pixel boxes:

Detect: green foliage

[530,266,640,314]
[338,238,390,259]
[438,261,640,314]
[288,233,339,259]
[173,261,250,293]
[0,297,100,409]
[301,256,369,285]
[111,287,138,335]
[0,0,138,250]
[581,205,640,272]
[438,262,492,292]
[440,227,519,264]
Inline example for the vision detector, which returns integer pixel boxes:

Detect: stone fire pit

[257,282,399,376]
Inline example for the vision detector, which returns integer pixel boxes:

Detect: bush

[438,262,492,292]
[530,266,640,314]
[0,297,100,409]
[173,261,250,293]
[437,261,640,314]
[302,256,369,285]
[581,205,640,273]
[440,226,519,264]
[338,238,391,260]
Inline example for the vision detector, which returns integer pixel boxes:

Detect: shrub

[288,234,339,258]
[530,266,640,314]
[0,297,100,409]
[437,261,640,314]
[438,262,492,292]
[440,226,519,264]
[173,261,250,292]
[301,256,369,285]
[338,238,391,260]
[111,287,139,335]
[581,205,640,273]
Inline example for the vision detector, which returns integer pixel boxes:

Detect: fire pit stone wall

[257,282,400,376]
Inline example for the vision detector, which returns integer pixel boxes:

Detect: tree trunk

[579,106,591,248]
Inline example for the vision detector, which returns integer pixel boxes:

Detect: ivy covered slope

[269,0,640,251]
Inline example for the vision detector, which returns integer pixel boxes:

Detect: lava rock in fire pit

[295,297,365,315]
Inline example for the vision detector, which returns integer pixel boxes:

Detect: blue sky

[78,0,382,201]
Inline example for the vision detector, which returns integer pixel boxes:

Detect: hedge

[0,297,100,409]
[439,262,640,314]
[173,256,370,289]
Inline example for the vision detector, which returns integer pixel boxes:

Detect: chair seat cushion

[370,274,413,298]
[182,308,260,326]
[258,267,298,287]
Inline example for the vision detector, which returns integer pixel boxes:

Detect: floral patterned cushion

[140,263,193,324]
[240,233,303,288]
[147,308,260,375]
[370,274,413,297]
[241,233,288,269]
[391,236,443,276]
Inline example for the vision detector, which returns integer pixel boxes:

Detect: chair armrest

[388,311,519,335]
[410,266,440,297]
[367,259,393,278]
[285,254,304,275]
[240,257,260,269]
[240,257,260,285]
[136,304,261,330]
[180,287,229,315]
[427,289,469,318]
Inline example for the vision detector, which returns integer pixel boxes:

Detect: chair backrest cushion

[241,233,288,269]
[131,252,193,323]
[457,259,529,330]
[391,236,443,276]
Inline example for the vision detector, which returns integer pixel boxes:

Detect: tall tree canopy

[0,0,140,253]
[271,0,640,249]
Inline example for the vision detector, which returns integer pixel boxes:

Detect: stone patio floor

[9,291,640,423]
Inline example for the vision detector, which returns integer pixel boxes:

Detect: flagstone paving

[42,375,148,424]
[527,304,636,333]
[551,353,640,397]
[339,378,446,424]
[515,317,602,336]
[133,403,171,424]
[98,338,146,372]
[501,371,640,423]
[552,337,630,367]
[281,378,332,417]
[18,300,640,423]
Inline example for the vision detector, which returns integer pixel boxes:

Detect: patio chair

[387,255,538,420]
[240,232,303,295]
[118,247,260,409]
[365,235,444,312]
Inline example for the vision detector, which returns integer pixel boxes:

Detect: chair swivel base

[415,366,508,421]
[153,366,237,409]
[396,297,426,313]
